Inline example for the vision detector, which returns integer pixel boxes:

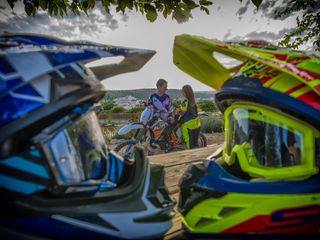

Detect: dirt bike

[114,105,207,160]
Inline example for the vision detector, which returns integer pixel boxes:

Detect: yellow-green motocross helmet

[173,34,320,237]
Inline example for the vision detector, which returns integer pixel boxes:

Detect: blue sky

[0,0,302,91]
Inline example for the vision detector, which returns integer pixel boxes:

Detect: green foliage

[9,0,267,22]
[8,0,213,23]
[200,114,224,133]
[112,130,134,140]
[172,98,182,108]
[197,98,217,112]
[100,122,118,143]
[100,99,114,111]
[251,0,263,8]
[144,3,157,22]
[111,105,126,113]
[276,0,320,50]
[126,104,145,113]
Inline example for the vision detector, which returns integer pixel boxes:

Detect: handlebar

[146,104,173,114]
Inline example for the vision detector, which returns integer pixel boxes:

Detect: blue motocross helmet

[0,34,175,239]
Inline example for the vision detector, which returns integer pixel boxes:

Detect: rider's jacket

[177,99,200,128]
[148,93,173,119]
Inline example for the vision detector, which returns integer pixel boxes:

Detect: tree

[7,0,265,23]
[7,0,319,49]
[197,99,217,112]
[7,0,213,23]
[274,0,320,50]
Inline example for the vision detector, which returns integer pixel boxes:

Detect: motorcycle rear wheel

[198,133,207,147]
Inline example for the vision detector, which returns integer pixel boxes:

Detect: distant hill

[104,89,216,100]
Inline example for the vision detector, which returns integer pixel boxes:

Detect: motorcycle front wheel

[114,140,137,162]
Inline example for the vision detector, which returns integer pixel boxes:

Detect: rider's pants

[182,117,200,149]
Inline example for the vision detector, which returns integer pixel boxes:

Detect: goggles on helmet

[33,109,118,188]
[224,103,319,180]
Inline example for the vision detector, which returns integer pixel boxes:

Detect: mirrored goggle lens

[228,108,304,168]
[46,111,108,184]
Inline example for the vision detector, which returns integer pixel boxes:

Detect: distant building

[113,95,143,110]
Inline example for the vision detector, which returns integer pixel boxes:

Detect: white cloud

[0,1,123,39]
[224,28,296,44]
[244,28,295,42]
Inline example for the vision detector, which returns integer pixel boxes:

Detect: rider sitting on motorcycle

[148,79,175,146]
[148,78,174,122]
[175,85,201,149]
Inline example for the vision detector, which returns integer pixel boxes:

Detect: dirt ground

[203,132,224,145]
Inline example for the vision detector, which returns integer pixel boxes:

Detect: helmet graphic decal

[0,33,155,140]
[173,34,320,110]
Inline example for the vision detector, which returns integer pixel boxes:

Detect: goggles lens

[227,108,303,168]
[45,111,108,184]
[225,104,319,179]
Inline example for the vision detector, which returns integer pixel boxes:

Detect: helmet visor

[224,104,319,179]
[43,110,108,185]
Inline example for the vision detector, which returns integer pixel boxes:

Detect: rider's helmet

[173,34,320,236]
[0,33,175,239]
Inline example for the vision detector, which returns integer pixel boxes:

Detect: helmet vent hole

[212,51,244,69]
[219,207,243,217]
[195,217,217,227]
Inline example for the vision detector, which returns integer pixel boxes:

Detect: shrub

[112,131,133,140]
[197,99,217,112]
[127,113,140,123]
[111,105,126,113]
[127,105,145,113]
[112,126,139,140]
[100,99,114,111]
[100,123,117,143]
[200,114,224,133]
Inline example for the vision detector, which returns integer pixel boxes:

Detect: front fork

[132,128,157,154]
